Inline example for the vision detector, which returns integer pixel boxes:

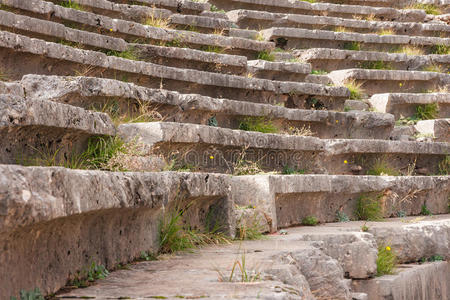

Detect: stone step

[233,174,450,231]
[328,69,449,95]
[0,94,116,165]
[352,262,450,300]
[0,1,272,58]
[246,59,311,81]
[0,31,349,108]
[0,164,231,298]
[295,48,450,72]
[111,0,211,15]
[52,215,450,300]
[227,9,450,37]
[369,92,450,119]
[19,74,392,139]
[260,27,450,53]
[312,0,448,9]
[209,0,427,22]
[415,118,450,142]
[117,121,449,175]
[51,0,232,33]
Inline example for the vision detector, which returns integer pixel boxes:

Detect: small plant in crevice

[336,210,349,222]
[377,29,395,36]
[419,255,444,264]
[421,64,444,73]
[344,80,364,100]
[437,155,449,175]
[257,50,275,62]
[282,165,306,175]
[420,204,432,216]
[414,103,439,120]
[430,44,450,55]
[143,14,171,29]
[216,250,261,283]
[343,41,361,51]
[358,60,392,70]
[231,148,265,176]
[68,262,109,288]
[236,212,265,241]
[10,288,45,300]
[58,0,84,10]
[367,157,400,176]
[238,117,278,134]
[311,69,328,75]
[393,46,425,56]
[105,49,139,61]
[406,3,442,15]
[159,200,231,254]
[139,251,157,262]
[202,45,225,53]
[301,216,319,226]
[284,125,314,137]
[210,4,225,13]
[356,193,384,221]
[376,244,396,276]
[361,222,369,232]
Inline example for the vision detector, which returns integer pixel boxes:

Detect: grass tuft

[430,44,450,55]
[421,64,444,73]
[356,193,384,221]
[311,69,328,75]
[376,244,396,276]
[437,155,449,175]
[394,46,425,56]
[343,41,361,51]
[257,50,275,62]
[216,251,261,282]
[105,49,138,61]
[58,0,83,10]
[10,288,45,300]
[415,103,439,120]
[344,80,364,100]
[143,14,171,29]
[420,204,432,216]
[359,60,392,70]
[377,29,395,36]
[238,117,278,133]
[301,216,318,226]
[406,3,441,15]
[367,157,400,176]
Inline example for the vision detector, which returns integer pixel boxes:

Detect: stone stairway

[0,0,449,299]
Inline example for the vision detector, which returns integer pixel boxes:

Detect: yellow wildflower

[344,160,348,164]
[386,246,391,251]
[110,28,113,32]
[209,155,214,159]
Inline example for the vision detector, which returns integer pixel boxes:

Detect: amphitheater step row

[261,27,450,54]
[295,48,450,73]
[4,75,394,139]
[209,0,429,22]
[228,9,450,37]
[116,121,449,175]
[1,163,449,297]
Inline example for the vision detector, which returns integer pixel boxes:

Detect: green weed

[420,204,432,216]
[282,165,306,175]
[336,211,350,222]
[301,216,318,226]
[422,64,444,73]
[68,262,109,288]
[343,41,361,51]
[376,245,396,276]
[344,80,364,100]
[311,69,328,75]
[236,214,265,240]
[356,194,384,221]
[377,29,395,36]
[105,49,138,61]
[393,46,425,56]
[257,50,275,62]
[202,45,224,53]
[437,155,449,175]
[415,103,439,120]
[358,60,392,70]
[143,14,171,29]
[216,251,261,282]
[10,288,45,300]
[367,158,400,176]
[239,117,278,133]
[58,0,83,10]
[430,44,450,55]
[407,3,441,15]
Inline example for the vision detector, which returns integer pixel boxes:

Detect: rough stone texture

[352,262,450,300]
[369,93,450,119]
[415,119,450,143]
[246,59,312,81]
[345,100,370,111]
[210,0,426,21]
[0,94,115,164]
[0,165,232,298]
[131,0,210,14]
[296,48,450,72]
[0,31,349,107]
[328,69,450,95]
[261,27,450,52]
[117,122,450,174]
[232,175,450,232]
[227,9,449,37]
[370,219,450,263]
[19,75,390,139]
[300,232,378,279]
